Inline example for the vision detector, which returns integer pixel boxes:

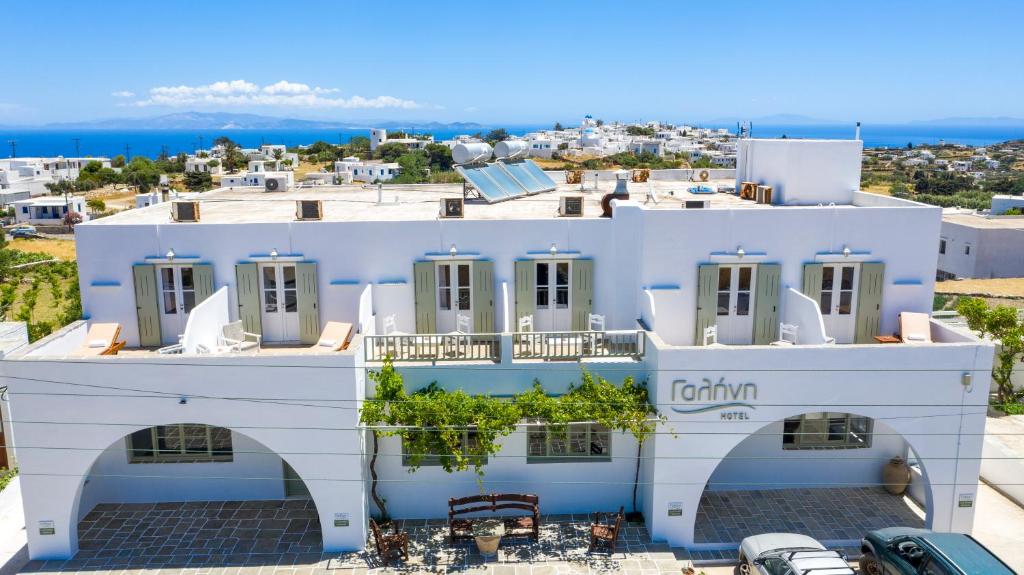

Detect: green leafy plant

[361,358,660,520]
[957,297,1023,406]
[0,468,17,492]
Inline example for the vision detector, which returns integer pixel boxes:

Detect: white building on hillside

[0,157,111,197]
[334,157,400,182]
[937,198,1024,278]
[184,157,222,175]
[370,128,433,152]
[12,195,88,225]
[3,139,993,564]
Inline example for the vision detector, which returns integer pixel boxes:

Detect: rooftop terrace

[82,177,772,226]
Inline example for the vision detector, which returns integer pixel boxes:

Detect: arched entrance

[693,412,931,548]
[71,423,323,567]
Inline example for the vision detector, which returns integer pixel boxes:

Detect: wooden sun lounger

[75,323,126,356]
[313,321,353,351]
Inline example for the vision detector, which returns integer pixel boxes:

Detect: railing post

[500,332,513,365]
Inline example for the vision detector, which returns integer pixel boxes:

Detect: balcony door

[436,261,473,333]
[157,265,197,344]
[819,263,858,344]
[716,264,756,344]
[535,260,571,332]
[259,263,299,342]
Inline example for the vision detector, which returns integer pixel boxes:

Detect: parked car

[9,225,38,238]
[860,527,1016,575]
[738,533,854,575]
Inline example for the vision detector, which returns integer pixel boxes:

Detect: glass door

[158,266,196,344]
[259,263,299,342]
[715,264,755,344]
[436,261,472,333]
[820,264,858,343]
[535,261,571,331]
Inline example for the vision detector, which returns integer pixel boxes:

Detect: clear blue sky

[4,0,1022,126]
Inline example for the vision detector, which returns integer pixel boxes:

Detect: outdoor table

[471,519,505,558]
[873,335,901,344]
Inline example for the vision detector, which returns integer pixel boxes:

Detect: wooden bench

[448,493,540,541]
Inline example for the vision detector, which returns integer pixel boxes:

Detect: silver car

[738,533,854,575]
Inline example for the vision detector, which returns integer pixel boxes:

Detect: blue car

[860,527,1015,575]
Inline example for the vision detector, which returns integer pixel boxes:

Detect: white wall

[77,431,286,520]
[707,419,910,490]
[736,139,862,206]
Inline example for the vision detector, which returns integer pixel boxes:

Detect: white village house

[12,195,88,225]
[2,138,993,561]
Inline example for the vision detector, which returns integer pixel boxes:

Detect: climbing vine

[361,358,661,520]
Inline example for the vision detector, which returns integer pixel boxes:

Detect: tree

[553,122,564,131]
[348,136,371,158]
[86,199,106,214]
[63,211,83,228]
[221,141,247,173]
[392,152,429,184]
[957,297,1023,406]
[273,149,284,161]
[184,171,214,191]
[424,143,453,171]
[626,126,656,137]
[484,128,510,144]
[375,142,409,163]
[121,157,161,192]
[595,119,605,127]
[111,155,126,168]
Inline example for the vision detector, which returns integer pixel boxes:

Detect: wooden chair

[589,506,624,554]
[369,518,408,566]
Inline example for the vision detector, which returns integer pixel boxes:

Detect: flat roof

[79,178,781,225]
[942,212,1024,229]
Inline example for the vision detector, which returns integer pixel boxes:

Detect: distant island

[20,112,489,132]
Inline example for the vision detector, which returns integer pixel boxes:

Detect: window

[527,422,611,463]
[939,239,946,254]
[401,430,485,466]
[964,244,971,256]
[920,558,952,575]
[782,413,872,449]
[127,425,233,463]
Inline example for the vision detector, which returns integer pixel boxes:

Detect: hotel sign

[671,378,757,420]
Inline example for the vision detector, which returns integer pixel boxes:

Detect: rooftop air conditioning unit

[683,199,710,209]
[440,197,464,218]
[171,200,200,222]
[295,199,323,221]
[739,181,757,200]
[559,195,584,217]
[265,176,288,192]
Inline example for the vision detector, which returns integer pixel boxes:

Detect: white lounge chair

[899,312,932,344]
[219,321,261,353]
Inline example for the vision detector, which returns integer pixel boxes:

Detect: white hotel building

[1,138,993,561]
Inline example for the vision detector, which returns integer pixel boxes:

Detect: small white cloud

[111,90,135,98]
[128,79,421,110]
[463,106,478,112]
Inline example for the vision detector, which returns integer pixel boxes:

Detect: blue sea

[1,124,1023,159]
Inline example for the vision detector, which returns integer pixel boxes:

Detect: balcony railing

[512,330,645,360]
[365,333,502,362]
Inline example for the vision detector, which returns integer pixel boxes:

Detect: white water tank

[452,142,493,165]
[494,140,528,160]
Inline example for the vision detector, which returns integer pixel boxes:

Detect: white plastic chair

[702,325,719,346]
[518,314,533,333]
[456,314,471,334]
[383,314,399,335]
[770,323,799,346]
[588,313,606,332]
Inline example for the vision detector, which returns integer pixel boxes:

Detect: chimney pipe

[855,122,861,141]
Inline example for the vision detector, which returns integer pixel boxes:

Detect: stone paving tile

[693,487,924,545]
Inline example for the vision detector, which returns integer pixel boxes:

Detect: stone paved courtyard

[19,501,693,575]
[695,487,926,546]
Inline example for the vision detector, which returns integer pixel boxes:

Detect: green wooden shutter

[571,259,593,331]
[694,264,719,346]
[235,263,262,335]
[802,263,823,306]
[855,262,885,344]
[192,264,215,305]
[514,260,535,328]
[752,263,782,344]
[413,261,436,334]
[296,262,320,344]
[472,260,494,333]
[132,264,161,347]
